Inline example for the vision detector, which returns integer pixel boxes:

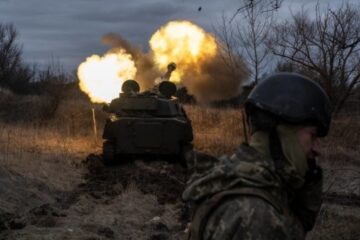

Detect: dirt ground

[1,151,359,240]
[0,154,190,240]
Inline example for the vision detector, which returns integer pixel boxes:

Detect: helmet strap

[269,127,285,169]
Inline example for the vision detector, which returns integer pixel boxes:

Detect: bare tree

[235,0,276,84]
[216,0,281,84]
[0,23,33,93]
[0,24,21,84]
[269,3,360,113]
[229,0,283,23]
[214,15,246,84]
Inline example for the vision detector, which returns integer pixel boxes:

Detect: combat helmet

[245,72,332,169]
[245,72,332,137]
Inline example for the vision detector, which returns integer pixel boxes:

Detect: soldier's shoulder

[204,196,290,240]
[191,143,265,171]
[209,194,280,222]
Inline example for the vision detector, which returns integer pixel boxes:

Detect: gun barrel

[162,62,177,81]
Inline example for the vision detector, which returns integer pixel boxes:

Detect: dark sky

[0,0,355,72]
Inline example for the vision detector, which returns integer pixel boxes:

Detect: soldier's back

[202,194,305,240]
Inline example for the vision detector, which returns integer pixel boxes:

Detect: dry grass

[0,88,55,122]
[0,97,100,193]
[319,115,360,196]
[0,124,88,192]
[1,98,358,193]
[0,95,359,239]
[184,105,245,156]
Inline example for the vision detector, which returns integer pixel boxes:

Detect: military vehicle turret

[102,79,193,164]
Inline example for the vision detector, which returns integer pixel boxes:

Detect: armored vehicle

[102,79,193,164]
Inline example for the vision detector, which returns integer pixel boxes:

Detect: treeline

[0,23,91,122]
[0,23,76,96]
[1,1,360,114]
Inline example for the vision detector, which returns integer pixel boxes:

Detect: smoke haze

[177,52,248,102]
[100,27,248,102]
[102,33,160,91]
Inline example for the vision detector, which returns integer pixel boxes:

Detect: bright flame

[77,50,136,103]
[149,20,217,83]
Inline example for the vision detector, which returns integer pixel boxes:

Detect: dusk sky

[0,0,357,72]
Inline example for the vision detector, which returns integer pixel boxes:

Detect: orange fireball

[149,20,218,83]
[77,50,136,103]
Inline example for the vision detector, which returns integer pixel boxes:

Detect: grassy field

[0,92,359,239]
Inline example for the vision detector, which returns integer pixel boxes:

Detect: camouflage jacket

[182,144,322,240]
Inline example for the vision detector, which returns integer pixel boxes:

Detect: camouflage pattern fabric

[202,194,305,240]
[183,144,322,240]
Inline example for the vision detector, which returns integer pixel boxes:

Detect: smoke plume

[102,33,160,91]
[93,21,249,103]
[179,52,248,102]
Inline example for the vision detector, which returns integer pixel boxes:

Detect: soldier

[183,73,332,240]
